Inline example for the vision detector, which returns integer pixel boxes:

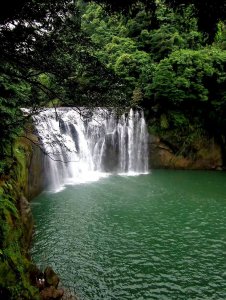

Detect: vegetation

[0,139,40,299]
[81,0,226,160]
[0,0,127,161]
[0,1,126,298]
[87,0,226,40]
[0,0,226,298]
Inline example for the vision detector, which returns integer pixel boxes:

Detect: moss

[0,137,40,299]
[13,138,33,198]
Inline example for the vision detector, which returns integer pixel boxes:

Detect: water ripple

[31,172,226,299]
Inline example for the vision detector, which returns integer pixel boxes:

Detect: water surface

[31,171,226,299]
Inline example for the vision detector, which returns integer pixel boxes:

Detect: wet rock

[40,286,64,300]
[27,130,46,199]
[20,195,34,248]
[149,134,223,170]
[29,263,42,286]
[62,288,79,300]
[44,266,60,288]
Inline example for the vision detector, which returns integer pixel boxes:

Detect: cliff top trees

[88,0,226,39]
[81,0,226,160]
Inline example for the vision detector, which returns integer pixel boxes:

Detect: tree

[147,47,226,154]
[0,1,129,298]
[87,0,226,39]
[0,0,127,160]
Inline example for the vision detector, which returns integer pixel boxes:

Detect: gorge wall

[0,111,224,299]
[0,131,45,300]
[29,108,224,178]
[149,134,223,170]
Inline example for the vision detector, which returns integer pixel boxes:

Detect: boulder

[40,286,64,300]
[44,266,60,288]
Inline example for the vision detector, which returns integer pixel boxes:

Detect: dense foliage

[0,0,126,162]
[0,139,40,300]
[81,0,226,159]
[88,0,226,39]
[0,0,226,298]
[1,0,226,161]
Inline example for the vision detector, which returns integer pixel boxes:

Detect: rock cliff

[149,135,223,170]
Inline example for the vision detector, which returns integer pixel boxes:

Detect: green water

[31,171,226,299]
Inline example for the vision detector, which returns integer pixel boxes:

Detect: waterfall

[33,108,149,191]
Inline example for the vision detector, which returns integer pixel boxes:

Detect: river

[31,170,226,299]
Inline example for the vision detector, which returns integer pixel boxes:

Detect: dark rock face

[101,132,119,172]
[28,135,46,200]
[40,286,64,300]
[44,267,60,288]
[20,195,34,249]
[69,124,80,153]
[148,134,223,170]
[29,263,43,286]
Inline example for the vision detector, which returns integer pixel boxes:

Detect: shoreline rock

[30,265,65,300]
[40,286,64,300]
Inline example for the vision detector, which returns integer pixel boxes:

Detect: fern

[0,195,18,219]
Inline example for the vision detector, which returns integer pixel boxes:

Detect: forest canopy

[0,0,226,299]
[0,0,226,159]
[81,0,226,152]
[87,0,226,39]
[0,0,127,160]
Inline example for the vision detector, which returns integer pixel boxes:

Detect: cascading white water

[33,107,149,191]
